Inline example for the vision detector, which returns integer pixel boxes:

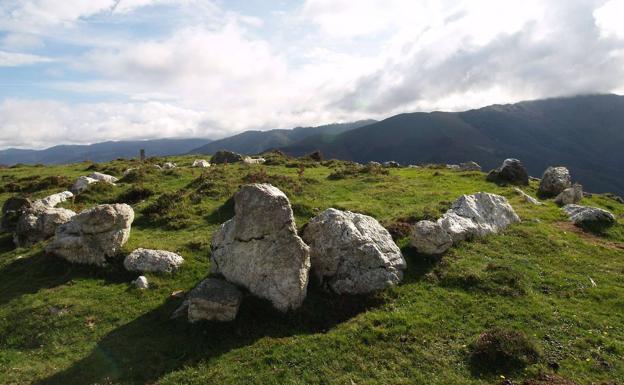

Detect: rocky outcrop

[539,167,571,197]
[14,207,76,247]
[192,159,211,168]
[88,172,118,184]
[513,188,542,205]
[211,184,310,312]
[411,192,520,254]
[124,248,184,273]
[46,204,134,266]
[486,159,529,186]
[172,277,243,322]
[302,208,406,294]
[459,161,482,172]
[562,204,615,228]
[1,197,32,232]
[211,150,244,164]
[554,184,582,206]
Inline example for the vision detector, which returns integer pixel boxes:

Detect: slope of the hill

[0,138,213,165]
[0,156,623,385]
[189,120,376,155]
[281,94,624,194]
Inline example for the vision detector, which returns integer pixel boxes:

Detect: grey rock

[411,220,453,255]
[243,156,266,165]
[368,161,381,167]
[192,159,211,168]
[132,276,149,289]
[554,184,583,206]
[14,207,76,247]
[302,208,406,294]
[35,191,73,209]
[446,164,460,170]
[539,166,572,197]
[172,278,242,322]
[562,204,615,227]
[71,176,98,194]
[124,248,184,273]
[459,161,482,172]
[1,197,32,232]
[211,150,244,164]
[486,158,529,185]
[513,188,542,205]
[211,184,310,312]
[46,204,134,266]
[162,162,177,169]
[383,161,400,168]
[88,172,119,184]
[411,192,520,254]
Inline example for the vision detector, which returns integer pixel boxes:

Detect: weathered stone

[211,184,310,312]
[46,204,134,266]
[446,164,460,170]
[132,276,149,289]
[14,207,76,247]
[211,150,244,164]
[162,162,177,169]
[513,188,542,205]
[71,176,98,194]
[1,197,32,232]
[124,248,184,273]
[383,161,400,168]
[554,184,583,206]
[368,161,381,167]
[486,158,529,186]
[539,166,572,197]
[243,156,266,165]
[35,191,73,209]
[562,204,615,228]
[302,208,406,294]
[172,277,242,322]
[411,192,520,254]
[459,161,482,172]
[192,159,211,168]
[88,172,118,184]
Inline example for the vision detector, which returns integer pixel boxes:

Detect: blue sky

[1,0,623,149]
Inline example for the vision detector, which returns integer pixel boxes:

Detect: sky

[1,0,623,149]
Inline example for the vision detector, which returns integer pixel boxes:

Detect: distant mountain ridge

[188,120,376,155]
[280,94,624,194]
[0,138,213,165]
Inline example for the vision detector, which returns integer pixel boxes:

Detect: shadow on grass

[0,250,135,306]
[34,278,387,385]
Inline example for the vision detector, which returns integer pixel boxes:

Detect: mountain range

[1,94,622,194]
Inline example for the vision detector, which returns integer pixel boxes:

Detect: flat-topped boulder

[486,159,529,186]
[88,172,118,184]
[302,208,406,294]
[124,248,184,273]
[172,277,243,322]
[211,150,243,164]
[46,204,134,266]
[562,204,615,228]
[411,192,520,254]
[539,166,571,197]
[211,184,310,312]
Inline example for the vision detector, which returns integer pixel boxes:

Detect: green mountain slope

[281,94,624,194]
[0,156,623,385]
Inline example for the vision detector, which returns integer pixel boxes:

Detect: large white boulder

[124,248,184,273]
[302,208,406,294]
[14,207,76,247]
[539,166,571,197]
[46,204,134,266]
[211,184,310,312]
[411,192,520,254]
[35,191,74,209]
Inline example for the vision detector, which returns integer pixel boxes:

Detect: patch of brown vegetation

[554,221,624,250]
[385,221,412,241]
[522,374,579,385]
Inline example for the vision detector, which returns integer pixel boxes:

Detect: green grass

[1,156,623,385]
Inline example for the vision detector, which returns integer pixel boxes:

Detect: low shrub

[470,328,540,373]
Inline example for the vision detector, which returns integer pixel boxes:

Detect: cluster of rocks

[173,183,407,322]
[411,192,521,254]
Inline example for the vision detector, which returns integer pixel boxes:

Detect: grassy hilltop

[0,153,623,385]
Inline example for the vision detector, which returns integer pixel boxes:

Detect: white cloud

[0,50,52,66]
[594,0,624,39]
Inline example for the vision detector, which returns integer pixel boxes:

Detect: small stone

[513,188,542,205]
[124,248,184,273]
[172,278,242,322]
[554,184,583,206]
[133,276,149,289]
